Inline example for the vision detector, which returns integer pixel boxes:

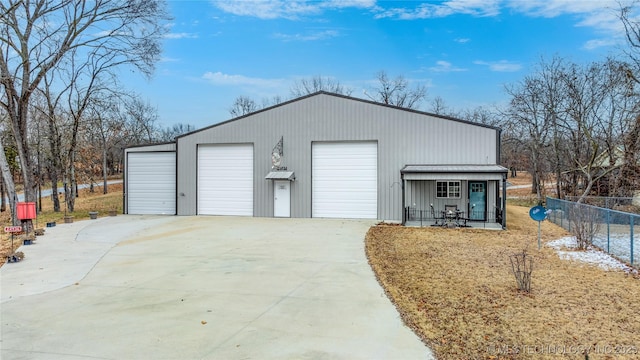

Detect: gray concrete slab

[1,216,434,360]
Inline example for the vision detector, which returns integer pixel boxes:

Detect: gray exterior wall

[176,92,500,221]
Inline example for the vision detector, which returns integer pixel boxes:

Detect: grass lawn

[1,182,123,266]
[366,205,640,359]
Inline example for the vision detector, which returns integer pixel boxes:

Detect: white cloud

[160,57,180,63]
[374,0,626,48]
[375,0,501,19]
[202,71,285,89]
[274,29,340,41]
[211,0,376,20]
[429,60,467,72]
[505,0,626,35]
[474,60,522,72]
[583,38,618,50]
[508,0,613,18]
[455,38,471,43]
[164,32,199,39]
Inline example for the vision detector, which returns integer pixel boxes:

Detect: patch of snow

[546,213,639,269]
[547,236,637,273]
[547,236,577,250]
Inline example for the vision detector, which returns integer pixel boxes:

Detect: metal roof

[265,171,295,181]
[401,165,508,173]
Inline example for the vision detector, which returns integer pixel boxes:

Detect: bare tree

[458,106,500,127]
[261,95,285,109]
[504,56,636,201]
[569,203,601,249]
[62,47,121,212]
[0,0,168,217]
[617,3,640,197]
[620,1,640,74]
[558,59,632,201]
[0,114,17,222]
[36,72,68,212]
[504,73,554,201]
[87,97,128,194]
[428,96,453,116]
[290,76,353,97]
[122,96,161,145]
[229,96,258,117]
[365,71,427,109]
[159,123,196,142]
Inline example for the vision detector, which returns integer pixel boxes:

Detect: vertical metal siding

[177,94,499,220]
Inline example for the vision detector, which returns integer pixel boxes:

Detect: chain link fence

[546,197,638,267]
[564,196,640,213]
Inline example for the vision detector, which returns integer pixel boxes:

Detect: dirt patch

[366,205,640,359]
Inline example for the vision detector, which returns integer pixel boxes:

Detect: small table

[442,210,466,227]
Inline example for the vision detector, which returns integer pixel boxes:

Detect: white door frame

[273,180,291,217]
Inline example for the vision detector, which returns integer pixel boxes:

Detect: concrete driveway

[1,216,433,359]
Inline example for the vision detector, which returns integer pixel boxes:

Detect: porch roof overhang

[265,171,295,181]
[401,164,508,181]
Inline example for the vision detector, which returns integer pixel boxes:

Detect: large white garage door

[312,142,378,219]
[127,152,176,215]
[198,144,254,216]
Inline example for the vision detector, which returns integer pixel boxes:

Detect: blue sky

[124,0,631,129]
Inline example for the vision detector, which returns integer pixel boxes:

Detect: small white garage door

[198,144,254,216]
[312,142,378,219]
[127,152,176,215]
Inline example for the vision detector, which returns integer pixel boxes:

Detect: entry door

[468,181,487,221]
[274,180,291,217]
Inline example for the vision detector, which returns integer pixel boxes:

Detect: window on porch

[436,181,461,198]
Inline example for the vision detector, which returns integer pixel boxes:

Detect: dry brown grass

[366,205,640,359]
[1,182,123,266]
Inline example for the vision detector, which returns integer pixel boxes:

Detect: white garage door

[312,142,378,219]
[198,144,254,216]
[127,152,176,215]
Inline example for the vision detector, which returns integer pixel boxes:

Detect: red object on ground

[17,202,36,220]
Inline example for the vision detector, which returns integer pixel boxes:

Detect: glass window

[436,181,448,198]
[449,181,460,198]
[436,181,461,198]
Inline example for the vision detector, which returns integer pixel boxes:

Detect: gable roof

[176,91,501,139]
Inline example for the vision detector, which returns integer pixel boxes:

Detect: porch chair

[444,204,460,227]
[430,204,443,226]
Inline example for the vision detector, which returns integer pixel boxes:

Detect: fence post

[607,210,610,253]
[631,216,635,266]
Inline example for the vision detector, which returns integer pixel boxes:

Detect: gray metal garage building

[124,91,508,227]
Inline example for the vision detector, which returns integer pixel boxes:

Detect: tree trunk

[103,146,108,194]
[12,103,37,204]
[0,173,6,212]
[577,174,594,204]
[619,114,640,197]
[67,150,77,212]
[0,140,18,225]
[46,114,62,212]
[49,172,60,212]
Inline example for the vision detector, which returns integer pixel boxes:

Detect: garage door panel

[312,142,377,219]
[127,152,176,215]
[198,144,254,216]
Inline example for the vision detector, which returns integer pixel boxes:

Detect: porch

[401,165,508,229]
[404,207,504,230]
